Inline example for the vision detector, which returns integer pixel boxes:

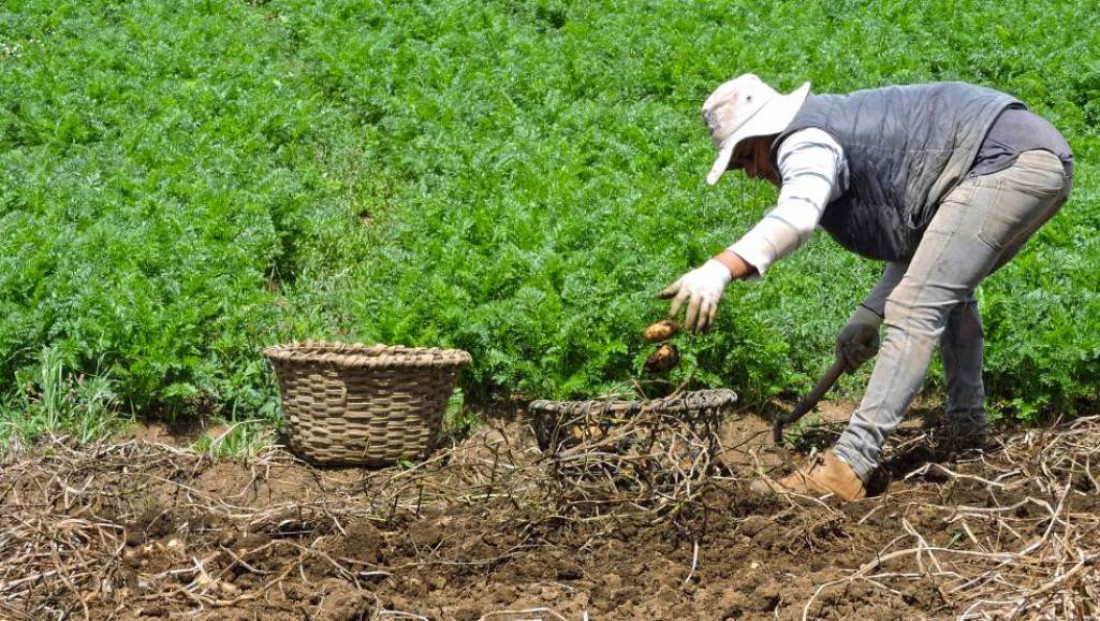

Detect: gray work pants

[834,150,1073,480]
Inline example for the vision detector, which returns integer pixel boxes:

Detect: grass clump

[1,346,120,446]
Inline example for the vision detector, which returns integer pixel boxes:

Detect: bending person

[661,74,1073,500]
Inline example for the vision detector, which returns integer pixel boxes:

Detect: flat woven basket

[263,341,472,466]
[528,389,738,452]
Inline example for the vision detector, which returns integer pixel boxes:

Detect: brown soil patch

[2,410,1098,620]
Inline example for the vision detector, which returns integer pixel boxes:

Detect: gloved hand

[835,305,883,372]
[658,259,732,333]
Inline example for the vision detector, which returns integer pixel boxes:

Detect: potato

[643,343,680,374]
[643,319,679,343]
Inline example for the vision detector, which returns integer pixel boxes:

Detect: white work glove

[658,259,732,333]
[835,305,883,372]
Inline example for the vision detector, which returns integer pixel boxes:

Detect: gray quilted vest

[772,82,1019,261]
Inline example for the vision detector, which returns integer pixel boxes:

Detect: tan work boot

[752,450,867,501]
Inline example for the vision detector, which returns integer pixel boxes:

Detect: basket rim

[528,388,738,416]
[263,340,472,368]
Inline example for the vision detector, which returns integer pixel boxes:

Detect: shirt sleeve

[727,128,848,276]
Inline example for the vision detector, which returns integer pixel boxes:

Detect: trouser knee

[882,294,940,343]
[945,300,983,343]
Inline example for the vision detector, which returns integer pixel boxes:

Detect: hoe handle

[773,357,848,446]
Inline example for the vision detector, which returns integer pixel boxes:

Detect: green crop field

[1,0,1098,444]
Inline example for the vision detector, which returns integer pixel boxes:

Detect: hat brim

[706,81,812,186]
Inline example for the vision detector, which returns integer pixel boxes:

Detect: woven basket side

[266,344,468,466]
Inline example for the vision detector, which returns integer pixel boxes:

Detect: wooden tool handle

[774,357,848,445]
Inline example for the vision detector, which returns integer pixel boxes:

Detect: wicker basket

[528,389,738,452]
[263,341,472,466]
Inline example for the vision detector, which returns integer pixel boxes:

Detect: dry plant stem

[477,607,574,621]
[4,416,1100,620]
[796,416,1100,621]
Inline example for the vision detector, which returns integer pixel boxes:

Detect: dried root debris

[1,414,1099,620]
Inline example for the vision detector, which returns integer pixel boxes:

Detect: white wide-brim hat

[702,74,811,185]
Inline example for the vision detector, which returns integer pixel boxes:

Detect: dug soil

[2,405,1097,621]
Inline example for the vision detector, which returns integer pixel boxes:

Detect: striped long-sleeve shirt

[727,128,848,276]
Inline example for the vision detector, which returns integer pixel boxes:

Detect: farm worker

[660,75,1073,500]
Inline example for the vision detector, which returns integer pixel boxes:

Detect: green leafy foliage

[0,0,1097,434]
